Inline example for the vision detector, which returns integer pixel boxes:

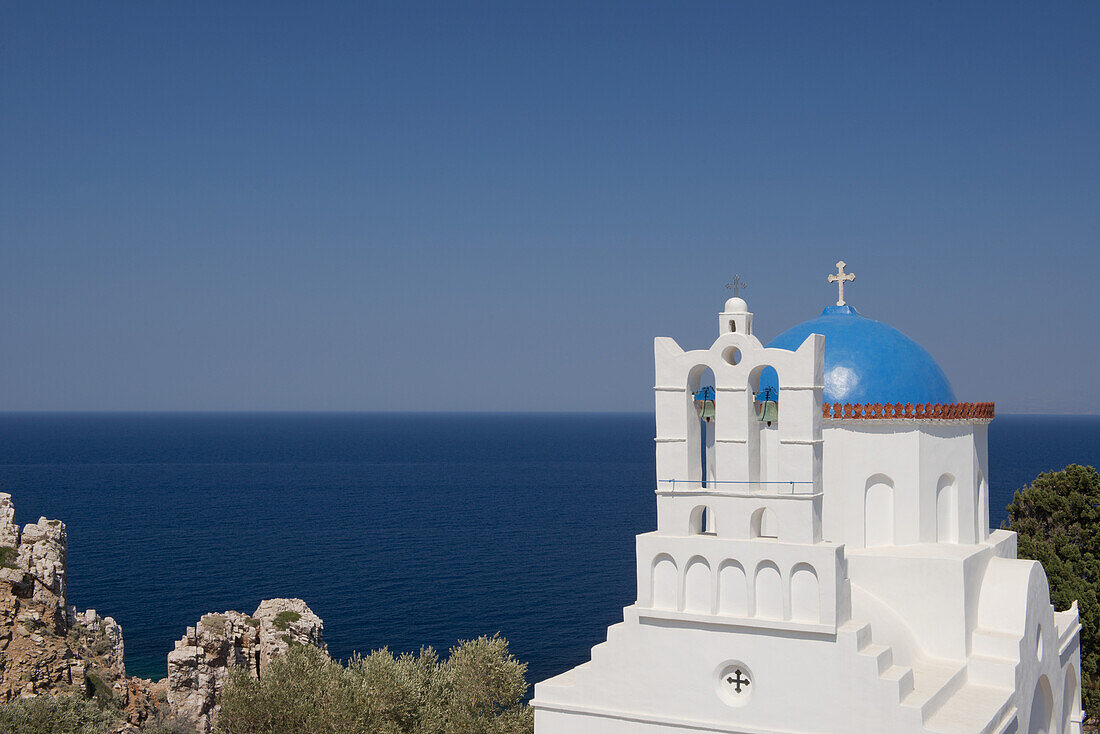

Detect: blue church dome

[759,305,956,406]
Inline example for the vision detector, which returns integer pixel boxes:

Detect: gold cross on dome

[827,261,855,306]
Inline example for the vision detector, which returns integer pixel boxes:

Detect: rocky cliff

[167,598,325,732]
[0,493,162,730]
[0,492,327,733]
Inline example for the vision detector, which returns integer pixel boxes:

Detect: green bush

[0,694,117,734]
[140,712,198,734]
[89,636,114,657]
[0,546,17,570]
[201,614,227,630]
[215,634,533,734]
[84,671,113,706]
[271,611,300,631]
[430,633,532,734]
[1006,464,1100,720]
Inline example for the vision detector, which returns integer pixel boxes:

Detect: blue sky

[1,2,1097,412]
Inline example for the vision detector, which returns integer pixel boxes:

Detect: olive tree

[1006,464,1100,720]
[0,695,117,734]
[216,634,533,734]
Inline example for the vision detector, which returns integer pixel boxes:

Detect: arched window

[688,366,717,487]
[718,561,747,616]
[753,367,779,427]
[936,474,957,543]
[790,564,819,623]
[865,474,895,547]
[1028,675,1053,734]
[750,507,779,540]
[754,561,783,619]
[1063,666,1080,734]
[689,505,716,536]
[683,557,711,613]
[977,471,989,542]
[747,365,779,486]
[651,555,678,610]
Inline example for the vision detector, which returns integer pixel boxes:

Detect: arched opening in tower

[690,366,716,488]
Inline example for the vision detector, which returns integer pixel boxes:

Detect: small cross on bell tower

[719,275,753,337]
[726,275,747,297]
[827,261,855,306]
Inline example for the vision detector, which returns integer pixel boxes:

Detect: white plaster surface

[532,298,1082,734]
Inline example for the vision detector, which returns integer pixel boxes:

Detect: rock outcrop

[253,598,326,675]
[0,493,68,632]
[0,492,327,733]
[166,598,326,732]
[0,493,163,731]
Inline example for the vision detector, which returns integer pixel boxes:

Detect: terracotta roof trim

[822,401,994,421]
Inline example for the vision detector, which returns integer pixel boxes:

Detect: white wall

[534,304,1079,734]
[821,422,989,550]
[653,331,823,495]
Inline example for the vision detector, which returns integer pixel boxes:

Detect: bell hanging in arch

[756,386,779,426]
[693,386,716,423]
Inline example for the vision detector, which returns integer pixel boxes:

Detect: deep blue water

[0,413,1095,684]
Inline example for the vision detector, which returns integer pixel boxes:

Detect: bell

[693,386,716,422]
[756,387,779,426]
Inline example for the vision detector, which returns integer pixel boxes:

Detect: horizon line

[0,409,1097,418]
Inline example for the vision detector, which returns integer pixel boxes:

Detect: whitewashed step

[882,664,916,700]
[606,621,627,639]
[924,682,1015,734]
[971,628,1021,659]
[968,653,1018,690]
[535,665,579,691]
[560,660,595,690]
[839,620,873,651]
[990,706,1019,734]
[588,641,611,665]
[862,643,894,675]
[900,660,966,720]
[847,623,917,704]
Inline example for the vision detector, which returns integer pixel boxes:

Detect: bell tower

[644,295,841,626]
[655,296,824,498]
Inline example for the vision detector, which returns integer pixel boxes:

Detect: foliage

[215,633,533,734]
[0,694,117,734]
[1006,464,1100,719]
[84,670,114,706]
[140,711,199,734]
[271,611,300,631]
[430,633,532,733]
[90,636,114,657]
[201,614,227,630]
[0,546,17,569]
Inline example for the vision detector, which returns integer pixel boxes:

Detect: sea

[0,412,1096,684]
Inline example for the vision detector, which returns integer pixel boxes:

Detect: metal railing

[658,479,814,495]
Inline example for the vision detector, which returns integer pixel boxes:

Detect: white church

[531,264,1082,734]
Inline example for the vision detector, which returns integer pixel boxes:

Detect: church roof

[762,304,956,406]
